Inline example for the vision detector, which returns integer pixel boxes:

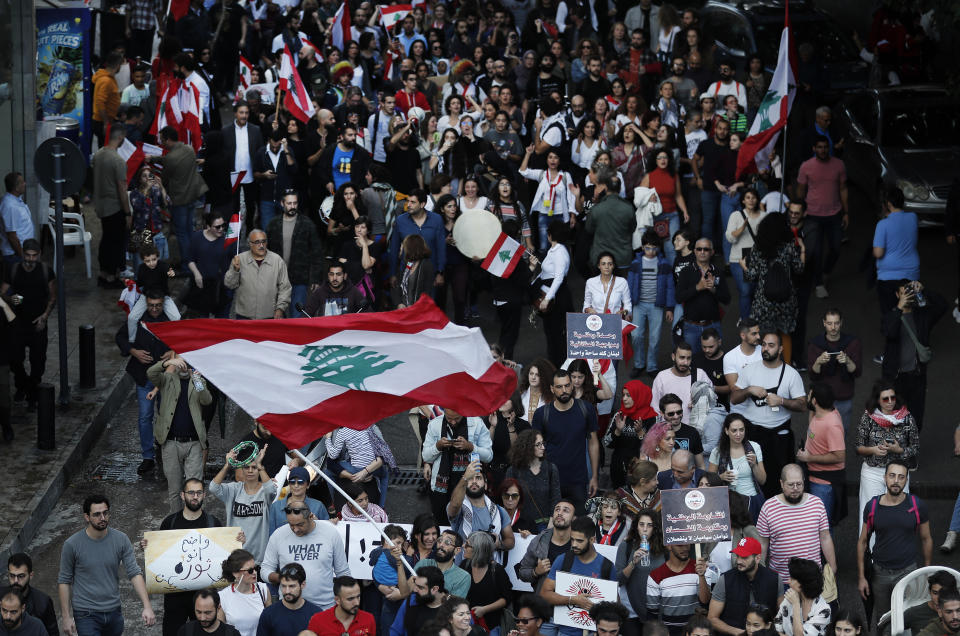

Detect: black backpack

[763,259,792,303]
[561,550,613,579]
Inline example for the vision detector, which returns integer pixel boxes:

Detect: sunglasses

[880,395,897,402]
[665,410,683,417]
[280,565,302,577]
[212,224,226,229]
[284,507,308,515]
[503,492,520,499]
[516,618,538,625]
[695,247,712,252]
[288,479,307,485]
[237,567,256,574]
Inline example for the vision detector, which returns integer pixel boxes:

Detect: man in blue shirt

[319,123,372,197]
[256,563,320,636]
[539,517,617,636]
[532,370,600,511]
[874,185,919,315]
[0,172,35,265]
[388,189,446,287]
[397,15,427,56]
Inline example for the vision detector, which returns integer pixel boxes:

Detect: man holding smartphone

[807,308,862,432]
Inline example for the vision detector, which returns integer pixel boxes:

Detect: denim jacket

[627,251,675,309]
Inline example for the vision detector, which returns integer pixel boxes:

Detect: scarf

[597,518,623,545]
[366,427,399,473]
[869,406,910,428]
[433,416,470,494]
[620,380,658,421]
[460,493,502,537]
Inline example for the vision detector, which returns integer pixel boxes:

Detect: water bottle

[639,535,650,567]
[191,370,205,392]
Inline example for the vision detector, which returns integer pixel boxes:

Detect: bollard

[78,324,96,389]
[36,383,56,450]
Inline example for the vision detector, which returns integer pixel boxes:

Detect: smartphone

[884,438,896,445]
[826,351,841,356]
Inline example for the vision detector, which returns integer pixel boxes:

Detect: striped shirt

[325,427,378,468]
[756,495,829,583]
[646,560,701,629]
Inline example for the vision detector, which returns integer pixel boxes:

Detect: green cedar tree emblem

[756,89,781,130]
[298,345,403,389]
[498,250,513,263]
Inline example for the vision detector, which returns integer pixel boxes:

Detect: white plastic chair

[880,565,960,635]
[44,208,92,278]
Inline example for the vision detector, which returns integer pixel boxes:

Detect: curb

[0,367,132,564]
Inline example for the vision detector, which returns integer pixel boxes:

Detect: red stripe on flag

[502,245,525,278]
[147,295,453,352]
[481,233,508,270]
[260,365,516,447]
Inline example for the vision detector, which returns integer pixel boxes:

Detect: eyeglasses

[89,511,110,518]
[288,479,307,485]
[694,247,712,252]
[665,410,682,417]
[212,224,226,229]
[535,441,545,447]
[184,490,204,497]
[284,507,308,515]
[250,239,267,245]
[516,618,538,625]
[503,492,520,499]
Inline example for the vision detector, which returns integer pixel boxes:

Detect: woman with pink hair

[640,419,676,472]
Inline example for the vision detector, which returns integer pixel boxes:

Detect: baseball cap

[730,537,762,557]
[288,466,310,483]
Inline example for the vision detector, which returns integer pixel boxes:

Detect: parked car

[837,85,960,224]
[698,1,868,93]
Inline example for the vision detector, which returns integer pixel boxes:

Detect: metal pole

[778,122,789,209]
[293,449,417,577]
[36,383,56,450]
[52,142,70,405]
[78,324,96,389]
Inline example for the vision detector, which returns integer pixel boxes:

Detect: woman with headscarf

[605,381,659,488]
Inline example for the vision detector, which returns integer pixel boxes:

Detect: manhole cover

[390,469,422,486]
[90,452,224,483]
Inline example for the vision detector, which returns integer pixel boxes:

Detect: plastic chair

[44,208,92,278]
[880,565,960,635]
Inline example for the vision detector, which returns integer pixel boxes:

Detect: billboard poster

[37,9,92,156]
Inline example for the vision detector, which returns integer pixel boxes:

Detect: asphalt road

[21,182,960,632]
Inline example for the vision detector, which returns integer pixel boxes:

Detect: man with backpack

[539,517,617,636]
[532,370,600,511]
[856,459,933,626]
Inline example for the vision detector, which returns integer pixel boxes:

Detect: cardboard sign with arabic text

[144,527,242,594]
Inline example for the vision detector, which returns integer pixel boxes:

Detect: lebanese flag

[380,4,412,31]
[735,4,796,178]
[300,36,324,63]
[239,55,253,89]
[168,0,190,21]
[230,170,246,192]
[179,82,203,152]
[383,50,398,81]
[330,2,351,51]
[279,44,317,123]
[481,233,525,278]
[117,138,146,186]
[223,212,242,249]
[145,296,517,447]
[149,76,182,137]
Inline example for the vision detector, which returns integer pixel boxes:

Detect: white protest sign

[552,571,619,631]
[144,527,242,594]
[593,543,617,564]
[504,534,534,592]
[335,522,413,580]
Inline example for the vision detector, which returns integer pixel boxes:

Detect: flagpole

[779,123,788,209]
[293,449,418,577]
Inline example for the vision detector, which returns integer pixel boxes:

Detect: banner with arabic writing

[660,486,731,545]
[144,527,242,593]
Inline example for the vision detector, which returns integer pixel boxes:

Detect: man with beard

[446,460,516,552]
[179,589,238,636]
[533,370,600,509]
[153,479,224,636]
[526,54,565,109]
[707,537,779,634]
[646,543,710,635]
[58,495,155,635]
[390,566,446,636]
[0,592,46,636]
[0,555,56,636]
[731,331,805,496]
[262,507,349,610]
[304,577,375,636]
[856,459,932,625]
[723,318,761,398]
[620,29,660,101]
[303,262,367,316]
[665,57,699,111]
[540,517,617,636]
[692,118,736,261]
[518,500,576,592]
[576,56,613,108]
[415,531,470,597]
[756,465,837,586]
[421,407,492,524]
[918,590,960,636]
[796,383,846,528]
[255,563,320,635]
[564,95,587,137]
[702,60,747,109]
[807,309,863,432]
[266,191,323,317]
[651,343,710,424]
[147,355,213,513]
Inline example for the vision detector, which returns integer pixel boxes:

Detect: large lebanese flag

[279,44,317,123]
[146,296,517,447]
[735,4,796,178]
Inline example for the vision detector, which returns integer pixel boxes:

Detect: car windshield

[882,99,960,147]
[754,18,858,64]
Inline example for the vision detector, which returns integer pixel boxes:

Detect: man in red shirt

[796,135,849,299]
[394,70,431,117]
[304,577,375,636]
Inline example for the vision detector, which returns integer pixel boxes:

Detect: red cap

[730,537,762,557]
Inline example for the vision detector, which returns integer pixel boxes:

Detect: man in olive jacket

[585,164,636,274]
[266,191,323,316]
[146,355,212,513]
[152,126,209,270]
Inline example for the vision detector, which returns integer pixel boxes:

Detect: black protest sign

[566,313,623,360]
[660,486,732,545]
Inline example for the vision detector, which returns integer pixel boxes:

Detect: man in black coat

[707,537,780,633]
[222,101,264,233]
[115,288,172,475]
[0,553,58,636]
